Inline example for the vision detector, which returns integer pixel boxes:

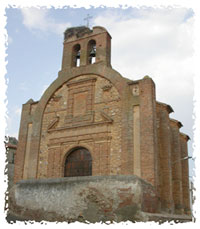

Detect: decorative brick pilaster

[180,133,191,215]
[157,103,174,212]
[139,76,158,187]
[170,120,184,214]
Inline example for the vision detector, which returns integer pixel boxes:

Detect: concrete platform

[8,175,191,223]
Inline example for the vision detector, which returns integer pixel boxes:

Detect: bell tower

[61,26,112,70]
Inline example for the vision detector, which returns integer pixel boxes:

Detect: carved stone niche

[132,84,140,96]
[65,77,96,127]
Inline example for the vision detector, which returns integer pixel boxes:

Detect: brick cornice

[180,132,190,141]
[157,101,174,114]
[170,118,183,129]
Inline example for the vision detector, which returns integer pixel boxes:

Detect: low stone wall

[9,175,160,222]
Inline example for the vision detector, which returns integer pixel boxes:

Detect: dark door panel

[64,148,92,177]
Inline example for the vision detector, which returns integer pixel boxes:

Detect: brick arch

[61,143,94,177]
[63,147,92,177]
[42,66,127,112]
[29,65,130,179]
[72,43,81,67]
[87,39,96,64]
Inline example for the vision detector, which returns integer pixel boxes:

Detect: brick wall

[62,26,111,69]
[38,74,122,178]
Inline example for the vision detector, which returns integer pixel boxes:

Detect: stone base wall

[9,175,160,223]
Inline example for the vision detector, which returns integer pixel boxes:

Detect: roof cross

[84,14,93,28]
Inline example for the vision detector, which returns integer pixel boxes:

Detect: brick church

[10,26,191,222]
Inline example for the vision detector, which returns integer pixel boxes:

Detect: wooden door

[64,148,92,177]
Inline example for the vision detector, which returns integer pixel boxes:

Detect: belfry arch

[72,44,81,67]
[64,147,92,177]
[87,39,96,64]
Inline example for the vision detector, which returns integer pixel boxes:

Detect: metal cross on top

[84,14,93,28]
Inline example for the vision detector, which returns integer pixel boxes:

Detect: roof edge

[157,101,174,114]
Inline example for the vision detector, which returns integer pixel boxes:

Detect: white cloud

[8,36,13,45]
[41,84,49,96]
[21,8,71,35]
[94,8,193,67]
[15,107,21,116]
[93,8,194,95]
[7,131,18,139]
[93,7,194,137]
[19,82,28,91]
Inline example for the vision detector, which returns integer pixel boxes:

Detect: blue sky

[5,6,195,177]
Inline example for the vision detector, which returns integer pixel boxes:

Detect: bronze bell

[76,50,80,59]
[90,46,96,57]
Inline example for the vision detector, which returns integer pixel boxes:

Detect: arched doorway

[64,147,92,177]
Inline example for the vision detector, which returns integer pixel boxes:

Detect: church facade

[11,26,191,222]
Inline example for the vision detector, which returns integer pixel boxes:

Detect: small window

[72,44,81,67]
[88,40,96,64]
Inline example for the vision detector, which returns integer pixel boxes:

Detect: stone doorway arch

[64,147,92,177]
